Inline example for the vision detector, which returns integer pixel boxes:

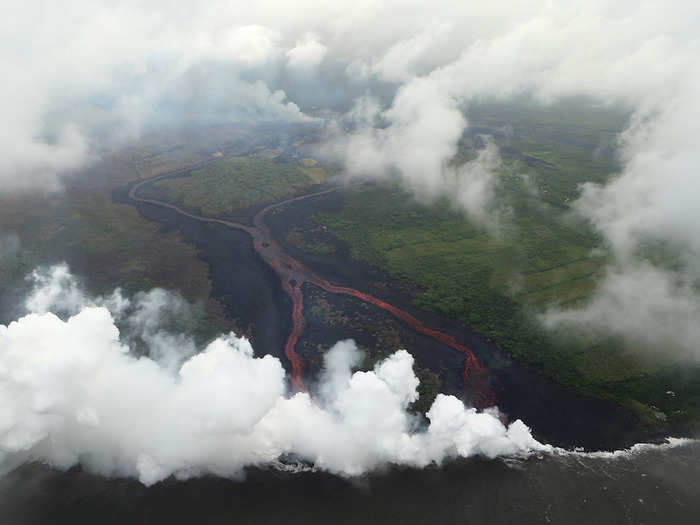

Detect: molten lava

[129,168,494,407]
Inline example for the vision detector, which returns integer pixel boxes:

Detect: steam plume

[0,266,546,485]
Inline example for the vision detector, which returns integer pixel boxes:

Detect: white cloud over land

[5,1,700,373]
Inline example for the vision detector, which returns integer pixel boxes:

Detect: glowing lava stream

[129,168,493,407]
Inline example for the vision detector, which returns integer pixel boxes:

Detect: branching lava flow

[129,168,493,407]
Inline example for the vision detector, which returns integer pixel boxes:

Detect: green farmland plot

[149,156,330,216]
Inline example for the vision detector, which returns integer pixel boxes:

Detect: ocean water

[1,440,698,524]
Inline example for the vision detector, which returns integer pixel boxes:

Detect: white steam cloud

[542,263,700,362]
[24,265,198,372]
[0,266,547,485]
[24,264,130,319]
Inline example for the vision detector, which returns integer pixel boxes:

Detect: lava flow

[129,169,494,407]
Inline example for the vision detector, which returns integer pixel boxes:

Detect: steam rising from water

[1,267,696,485]
[0,266,546,485]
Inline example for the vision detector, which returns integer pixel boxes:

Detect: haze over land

[2,1,700,359]
[2,3,700,511]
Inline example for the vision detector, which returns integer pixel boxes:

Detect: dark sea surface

[1,441,698,524]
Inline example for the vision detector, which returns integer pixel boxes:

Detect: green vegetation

[411,368,442,415]
[309,295,349,326]
[466,97,627,205]
[309,98,700,431]
[315,184,607,381]
[0,153,235,340]
[287,227,336,255]
[148,155,329,215]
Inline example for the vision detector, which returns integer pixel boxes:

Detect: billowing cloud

[370,22,454,83]
[23,264,128,318]
[541,263,700,362]
[286,34,328,69]
[213,25,281,64]
[5,2,699,201]
[5,1,700,355]
[543,80,700,355]
[317,1,700,357]
[1,2,308,191]
[0,266,547,484]
[328,2,700,223]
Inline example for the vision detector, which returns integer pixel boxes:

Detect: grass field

[0,153,235,342]
[147,155,330,216]
[309,99,700,430]
[0,123,327,340]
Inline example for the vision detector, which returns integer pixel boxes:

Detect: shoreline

[3,440,700,524]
